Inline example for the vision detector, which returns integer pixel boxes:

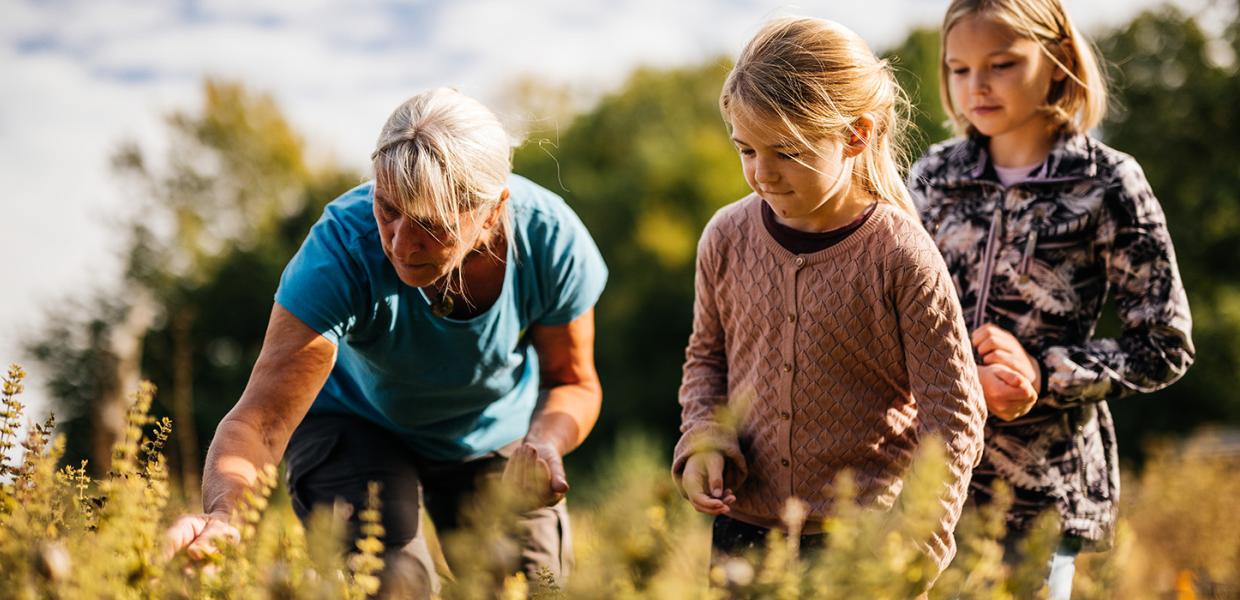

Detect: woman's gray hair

[372,88,514,252]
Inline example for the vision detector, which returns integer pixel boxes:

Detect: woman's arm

[526,308,602,454]
[166,303,335,557]
[503,308,602,507]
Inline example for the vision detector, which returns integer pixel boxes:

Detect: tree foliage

[513,61,751,456]
[25,81,361,482]
[1093,5,1240,442]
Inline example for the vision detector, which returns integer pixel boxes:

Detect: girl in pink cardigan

[673,16,987,581]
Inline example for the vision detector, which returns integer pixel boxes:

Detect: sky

[0,0,1214,422]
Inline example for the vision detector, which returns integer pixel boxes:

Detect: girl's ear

[844,114,875,158]
[1050,39,1075,82]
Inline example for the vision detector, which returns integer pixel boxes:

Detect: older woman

[166,88,607,597]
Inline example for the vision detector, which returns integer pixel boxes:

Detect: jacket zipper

[973,204,1004,332]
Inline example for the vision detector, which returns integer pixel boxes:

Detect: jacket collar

[944,129,1098,184]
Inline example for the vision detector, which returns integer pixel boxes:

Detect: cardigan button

[786,313,796,323]
[780,411,790,420]
[781,458,790,467]
[782,364,792,373]
[794,256,806,267]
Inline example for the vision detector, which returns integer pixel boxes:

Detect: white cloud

[0,44,179,420]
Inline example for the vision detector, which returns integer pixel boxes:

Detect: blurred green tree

[25,81,360,498]
[884,27,954,161]
[512,61,751,459]
[1094,4,1240,447]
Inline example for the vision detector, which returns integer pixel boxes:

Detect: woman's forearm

[525,382,601,457]
[201,304,336,516]
[201,414,284,516]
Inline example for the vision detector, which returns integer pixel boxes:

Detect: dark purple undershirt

[760,200,877,254]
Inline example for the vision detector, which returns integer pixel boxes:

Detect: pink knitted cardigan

[673,196,986,573]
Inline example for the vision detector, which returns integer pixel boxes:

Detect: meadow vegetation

[3,364,1236,599]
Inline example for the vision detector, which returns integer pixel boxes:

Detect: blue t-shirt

[275,174,608,461]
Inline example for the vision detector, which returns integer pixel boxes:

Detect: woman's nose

[390,219,425,256]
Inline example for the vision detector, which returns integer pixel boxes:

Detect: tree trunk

[171,308,200,506]
[91,296,155,476]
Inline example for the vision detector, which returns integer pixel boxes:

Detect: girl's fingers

[992,363,1036,396]
[992,365,1035,397]
[681,453,732,512]
[981,348,1017,367]
[970,324,994,347]
[705,453,725,497]
[984,324,1010,342]
[681,459,709,498]
[976,323,1017,345]
[991,364,1022,386]
[689,493,730,515]
[975,324,1026,357]
[975,337,998,357]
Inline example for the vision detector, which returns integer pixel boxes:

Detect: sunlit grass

[1,363,1235,598]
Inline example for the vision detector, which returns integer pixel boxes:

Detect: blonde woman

[673,17,986,585]
[166,88,607,598]
[910,0,1193,596]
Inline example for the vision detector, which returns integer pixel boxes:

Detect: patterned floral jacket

[908,132,1194,547]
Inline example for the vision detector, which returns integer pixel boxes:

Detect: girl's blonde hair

[720,17,918,219]
[371,88,514,297]
[940,0,1108,136]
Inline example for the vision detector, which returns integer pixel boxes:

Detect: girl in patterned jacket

[673,16,987,587]
[909,0,1194,597]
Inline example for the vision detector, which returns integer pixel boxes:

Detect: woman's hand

[166,304,333,561]
[978,363,1038,421]
[501,440,569,511]
[163,511,239,560]
[510,310,601,512]
[972,324,1042,394]
[679,451,736,515]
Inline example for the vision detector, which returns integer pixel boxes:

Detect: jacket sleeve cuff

[1037,350,1051,398]
[1037,346,1080,408]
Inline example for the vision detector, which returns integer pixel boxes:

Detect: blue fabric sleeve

[533,202,608,326]
[275,210,369,344]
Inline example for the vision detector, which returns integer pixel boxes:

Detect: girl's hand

[972,324,1042,395]
[679,451,736,515]
[978,363,1038,421]
[502,441,569,511]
